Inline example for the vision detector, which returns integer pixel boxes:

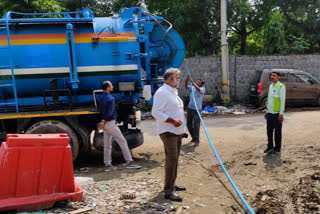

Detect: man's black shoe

[264,147,273,153]
[174,185,186,191]
[267,149,275,155]
[164,193,183,202]
[273,150,281,155]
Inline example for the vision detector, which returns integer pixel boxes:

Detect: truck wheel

[93,129,143,155]
[26,120,79,161]
[113,129,144,151]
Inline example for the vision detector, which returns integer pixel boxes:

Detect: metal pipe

[93,89,103,109]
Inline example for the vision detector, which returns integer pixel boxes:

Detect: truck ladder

[0,12,19,112]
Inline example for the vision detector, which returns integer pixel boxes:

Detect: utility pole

[221,0,230,102]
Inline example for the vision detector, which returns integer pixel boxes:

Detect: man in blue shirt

[184,75,205,147]
[97,81,133,169]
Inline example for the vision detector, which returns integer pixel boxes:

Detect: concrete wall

[178,54,320,103]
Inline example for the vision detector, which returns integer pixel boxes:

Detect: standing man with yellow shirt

[264,71,286,155]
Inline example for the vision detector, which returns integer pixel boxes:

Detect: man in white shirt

[151,68,186,202]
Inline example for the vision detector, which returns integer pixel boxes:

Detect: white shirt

[152,83,185,135]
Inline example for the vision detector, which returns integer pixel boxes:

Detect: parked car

[249,69,320,107]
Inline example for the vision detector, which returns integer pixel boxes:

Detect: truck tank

[0,7,185,111]
[0,7,185,161]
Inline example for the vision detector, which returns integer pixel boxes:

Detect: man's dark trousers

[187,108,200,143]
[159,132,182,196]
[266,113,282,152]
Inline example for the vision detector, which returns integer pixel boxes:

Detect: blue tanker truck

[0,7,185,161]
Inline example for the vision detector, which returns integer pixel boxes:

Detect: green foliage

[147,0,221,57]
[284,36,310,54]
[0,0,62,16]
[271,0,320,52]
[111,0,141,14]
[263,11,286,54]
[245,39,264,55]
[58,0,112,16]
[227,0,271,55]
[0,0,319,55]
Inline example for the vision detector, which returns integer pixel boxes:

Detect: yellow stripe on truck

[0,111,98,120]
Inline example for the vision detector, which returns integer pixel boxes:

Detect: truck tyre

[93,129,143,157]
[26,120,79,161]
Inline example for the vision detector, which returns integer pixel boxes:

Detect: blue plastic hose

[185,64,255,214]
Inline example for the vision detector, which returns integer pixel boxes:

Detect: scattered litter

[126,164,142,169]
[162,203,176,212]
[211,104,254,115]
[182,206,190,209]
[68,207,93,214]
[140,200,149,205]
[74,177,94,185]
[244,162,257,166]
[120,192,136,200]
[38,176,166,213]
[261,195,268,201]
[202,106,217,114]
[215,106,228,112]
[199,203,207,207]
[233,111,246,115]
[231,205,238,211]
[98,184,110,191]
[79,167,90,172]
[143,104,256,118]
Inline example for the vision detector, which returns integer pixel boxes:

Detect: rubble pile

[252,172,320,214]
[34,175,188,214]
[141,104,258,119]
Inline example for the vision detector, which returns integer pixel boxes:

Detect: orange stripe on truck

[0,32,136,45]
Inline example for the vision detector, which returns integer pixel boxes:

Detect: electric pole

[221,0,230,102]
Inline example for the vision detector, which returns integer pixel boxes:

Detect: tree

[272,0,320,52]
[58,0,112,16]
[263,11,286,54]
[0,0,62,16]
[228,0,272,55]
[146,0,221,56]
[111,0,141,14]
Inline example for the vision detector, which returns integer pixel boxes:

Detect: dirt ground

[48,109,320,214]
